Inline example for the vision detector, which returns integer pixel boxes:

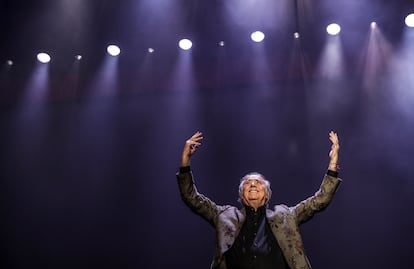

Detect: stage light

[148,48,155,53]
[251,31,265,42]
[37,52,51,63]
[75,55,82,60]
[294,32,300,39]
[219,41,225,47]
[6,60,13,66]
[326,23,341,36]
[405,13,414,27]
[179,39,192,50]
[371,22,377,29]
[107,45,121,56]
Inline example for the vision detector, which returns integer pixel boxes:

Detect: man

[176,131,341,269]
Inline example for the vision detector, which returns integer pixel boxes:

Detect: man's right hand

[181,131,203,167]
[328,131,339,171]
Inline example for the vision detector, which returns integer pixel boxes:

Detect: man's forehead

[245,175,264,181]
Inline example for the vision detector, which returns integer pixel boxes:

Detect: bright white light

[326,23,341,36]
[219,41,225,47]
[405,13,414,27]
[148,48,155,53]
[6,60,13,66]
[37,52,51,63]
[75,55,82,60]
[251,31,265,42]
[371,22,377,29]
[294,32,300,39]
[179,39,192,50]
[107,45,121,56]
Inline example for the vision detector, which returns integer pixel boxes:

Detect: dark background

[1,0,414,268]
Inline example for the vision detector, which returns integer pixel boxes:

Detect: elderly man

[176,131,341,269]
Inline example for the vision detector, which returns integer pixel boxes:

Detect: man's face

[242,175,268,208]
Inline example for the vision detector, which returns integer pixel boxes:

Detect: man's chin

[246,198,264,205]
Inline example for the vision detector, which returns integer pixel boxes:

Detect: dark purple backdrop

[1,0,414,268]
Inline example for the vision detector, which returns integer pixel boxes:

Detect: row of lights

[5,15,414,66]
[30,31,264,65]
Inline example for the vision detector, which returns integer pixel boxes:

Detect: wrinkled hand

[328,131,340,171]
[181,131,203,167]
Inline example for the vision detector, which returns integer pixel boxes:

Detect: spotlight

[218,41,225,47]
[405,13,414,27]
[371,22,377,29]
[75,55,82,60]
[179,39,192,50]
[107,45,121,56]
[6,60,13,66]
[148,48,155,53]
[326,23,341,36]
[294,32,300,39]
[251,31,265,42]
[37,52,51,63]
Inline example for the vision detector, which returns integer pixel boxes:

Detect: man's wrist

[328,161,339,171]
[181,156,190,167]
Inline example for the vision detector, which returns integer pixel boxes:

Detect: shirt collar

[244,204,267,216]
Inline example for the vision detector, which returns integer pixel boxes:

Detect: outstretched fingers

[328,131,340,170]
[329,131,339,146]
[186,131,203,154]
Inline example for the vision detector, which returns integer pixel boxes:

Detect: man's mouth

[249,190,259,193]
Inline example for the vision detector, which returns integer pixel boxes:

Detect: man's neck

[245,202,265,211]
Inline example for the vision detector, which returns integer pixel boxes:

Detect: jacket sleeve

[291,174,342,225]
[176,169,224,227]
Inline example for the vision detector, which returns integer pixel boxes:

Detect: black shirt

[225,205,290,269]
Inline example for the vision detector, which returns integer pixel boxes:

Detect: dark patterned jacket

[176,169,341,269]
